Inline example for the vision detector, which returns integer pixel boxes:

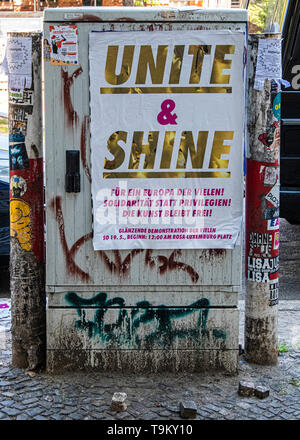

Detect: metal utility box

[44,7,248,373]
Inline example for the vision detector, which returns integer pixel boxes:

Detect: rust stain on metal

[80,115,92,183]
[80,15,103,22]
[50,196,91,282]
[61,66,83,128]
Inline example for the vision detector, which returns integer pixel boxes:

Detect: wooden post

[245,33,281,364]
[8,32,45,371]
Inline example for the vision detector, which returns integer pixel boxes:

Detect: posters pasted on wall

[89,30,246,250]
[49,24,78,65]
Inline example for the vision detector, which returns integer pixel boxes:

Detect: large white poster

[89,30,245,250]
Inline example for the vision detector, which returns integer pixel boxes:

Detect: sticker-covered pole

[8,32,45,370]
[245,33,281,364]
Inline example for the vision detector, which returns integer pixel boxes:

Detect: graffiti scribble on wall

[50,196,91,282]
[145,249,199,283]
[61,66,83,128]
[65,292,226,348]
[50,196,200,283]
[10,199,32,251]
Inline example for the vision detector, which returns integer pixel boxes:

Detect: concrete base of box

[46,348,239,374]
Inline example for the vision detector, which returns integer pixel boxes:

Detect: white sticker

[264,166,278,187]
[254,39,282,91]
[265,183,279,208]
[267,218,279,230]
[4,37,32,90]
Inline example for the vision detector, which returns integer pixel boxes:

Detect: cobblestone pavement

[0,299,299,421]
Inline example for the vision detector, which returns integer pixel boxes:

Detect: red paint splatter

[145,250,199,283]
[50,198,199,284]
[80,116,92,182]
[50,196,91,282]
[61,66,83,128]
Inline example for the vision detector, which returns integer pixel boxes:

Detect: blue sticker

[9,143,29,170]
[273,93,281,120]
[9,133,25,143]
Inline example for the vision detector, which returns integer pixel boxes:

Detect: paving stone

[218,408,230,416]
[64,400,77,406]
[60,407,76,415]
[115,411,131,419]
[38,401,53,409]
[16,414,30,420]
[281,412,293,420]
[283,407,295,414]
[141,412,157,420]
[268,407,282,415]
[13,383,27,391]
[11,403,26,411]
[179,400,197,419]
[70,412,87,420]
[237,401,251,409]
[22,397,39,405]
[14,377,31,384]
[25,407,44,417]
[263,411,277,418]
[238,381,256,397]
[204,403,221,412]
[1,392,15,398]
[111,392,128,412]
[50,414,63,420]
[197,410,213,419]
[249,406,264,415]
[255,386,270,399]
[1,400,15,407]
[1,407,21,416]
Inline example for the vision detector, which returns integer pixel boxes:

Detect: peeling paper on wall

[254,39,282,91]
[3,37,32,91]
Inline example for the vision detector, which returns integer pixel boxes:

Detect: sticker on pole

[3,37,32,90]
[89,30,246,250]
[265,183,279,208]
[254,38,282,91]
[49,25,78,66]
